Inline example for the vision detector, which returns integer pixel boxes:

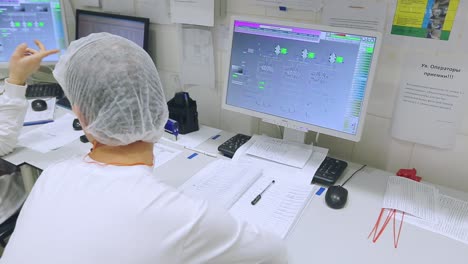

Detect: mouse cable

[341,164,367,187]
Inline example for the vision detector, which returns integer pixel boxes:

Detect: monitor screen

[222,17,381,142]
[76,9,149,51]
[0,0,68,64]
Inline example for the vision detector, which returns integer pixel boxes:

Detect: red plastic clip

[396,168,422,182]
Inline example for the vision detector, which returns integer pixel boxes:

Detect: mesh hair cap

[53,33,168,146]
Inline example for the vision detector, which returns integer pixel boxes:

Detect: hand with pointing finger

[8,40,59,85]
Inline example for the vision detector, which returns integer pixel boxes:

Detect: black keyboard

[26,83,64,98]
[312,156,348,185]
[218,133,251,158]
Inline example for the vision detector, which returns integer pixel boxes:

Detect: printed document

[179,159,316,238]
[233,135,327,185]
[245,135,314,168]
[398,195,468,245]
[383,176,439,223]
[391,53,468,149]
[18,113,82,153]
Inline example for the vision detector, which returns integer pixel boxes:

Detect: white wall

[67,0,468,192]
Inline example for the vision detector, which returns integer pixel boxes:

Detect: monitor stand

[283,127,306,144]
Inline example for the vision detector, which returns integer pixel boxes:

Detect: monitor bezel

[221,16,382,142]
[75,9,150,52]
[0,0,69,67]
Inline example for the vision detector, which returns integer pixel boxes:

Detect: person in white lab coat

[0,40,59,156]
[0,33,287,264]
[0,41,58,226]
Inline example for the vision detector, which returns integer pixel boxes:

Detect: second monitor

[75,9,149,51]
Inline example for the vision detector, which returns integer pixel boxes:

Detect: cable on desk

[341,164,367,187]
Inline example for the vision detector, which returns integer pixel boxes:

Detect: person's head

[53,33,168,146]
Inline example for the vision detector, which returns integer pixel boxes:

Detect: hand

[8,40,59,85]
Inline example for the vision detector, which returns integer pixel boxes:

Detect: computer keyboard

[311,156,348,186]
[26,83,64,99]
[217,133,252,158]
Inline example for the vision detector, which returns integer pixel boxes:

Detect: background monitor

[0,0,68,65]
[222,17,382,142]
[76,9,149,52]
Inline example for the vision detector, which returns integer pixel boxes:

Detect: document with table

[179,159,317,238]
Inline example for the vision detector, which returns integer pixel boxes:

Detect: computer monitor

[0,0,68,66]
[76,9,149,52]
[222,17,382,142]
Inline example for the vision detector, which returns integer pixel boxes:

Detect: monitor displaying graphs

[223,18,381,141]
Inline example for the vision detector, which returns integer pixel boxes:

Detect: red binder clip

[396,168,422,182]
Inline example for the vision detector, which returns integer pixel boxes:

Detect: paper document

[180,159,315,238]
[391,53,468,149]
[18,113,83,153]
[161,125,220,148]
[180,26,215,91]
[135,0,171,24]
[321,0,386,32]
[170,0,214,26]
[255,0,323,11]
[245,135,313,168]
[229,171,316,239]
[24,97,55,126]
[233,135,327,185]
[383,176,439,223]
[398,194,468,245]
[179,159,262,209]
[102,0,134,14]
[153,143,182,168]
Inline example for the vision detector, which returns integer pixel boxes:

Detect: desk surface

[4,115,468,263]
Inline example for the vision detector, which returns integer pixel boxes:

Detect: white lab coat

[0,80,28,225]
[1,157,288,263]
[0,79,28,156]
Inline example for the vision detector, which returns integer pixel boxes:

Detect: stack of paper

[180,159,316,239]
[383,176,468,245]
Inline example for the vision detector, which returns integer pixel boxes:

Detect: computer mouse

[72,118,82,130]
[31,99,47,112]
[325,185,348,209]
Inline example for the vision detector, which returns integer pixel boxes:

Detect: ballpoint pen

[251,180,275,205]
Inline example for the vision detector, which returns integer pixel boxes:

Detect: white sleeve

[181,201,288,264]
[0,79,28,156]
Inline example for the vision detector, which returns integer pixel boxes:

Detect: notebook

[179,159,316,238]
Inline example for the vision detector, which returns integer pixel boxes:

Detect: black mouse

[72,118,82,130]
[31,99,47,112]
[325,185,348,209]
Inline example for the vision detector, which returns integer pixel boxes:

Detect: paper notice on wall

[391,53,467,149]
[136,0,171,24]
[391,0,460,40]
[180,26,215,91]
[102,0,134,14]
[255,0,323,11]
[170,0,214,27]
[77,0,100,7]
[321,0,387,32]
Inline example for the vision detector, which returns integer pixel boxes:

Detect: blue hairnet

[53,33,168,146]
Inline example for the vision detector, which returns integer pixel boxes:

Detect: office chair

[0,210,19,249]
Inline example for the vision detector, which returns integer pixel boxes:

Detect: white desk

[4,119,468,263]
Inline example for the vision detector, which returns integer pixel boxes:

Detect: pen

[184,146,218,158]
[251,180,275,205]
